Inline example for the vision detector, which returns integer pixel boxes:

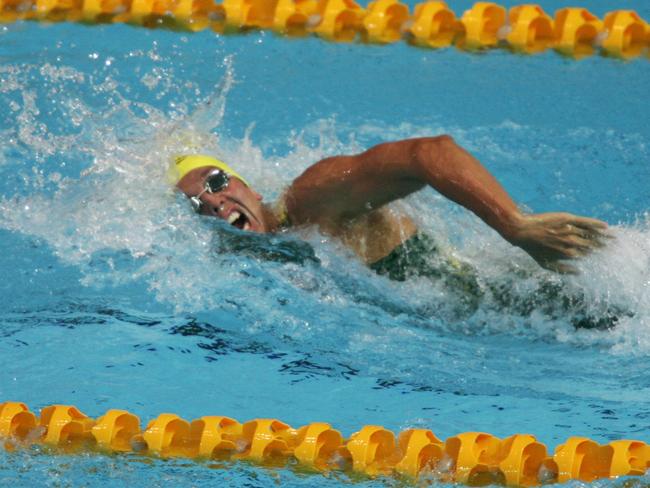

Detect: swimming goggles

[190,169,230,213]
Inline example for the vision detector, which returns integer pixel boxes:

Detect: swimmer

[171,136,609,276]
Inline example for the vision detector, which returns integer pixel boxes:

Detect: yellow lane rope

[2,401,649,485]
[0,0,649,59]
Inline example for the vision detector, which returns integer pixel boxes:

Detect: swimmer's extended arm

[286,135,609,273]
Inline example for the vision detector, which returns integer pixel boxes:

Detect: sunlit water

[1,2,649,485]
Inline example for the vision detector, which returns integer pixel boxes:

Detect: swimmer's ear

[253,190,263,201]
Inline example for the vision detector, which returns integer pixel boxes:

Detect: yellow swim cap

[168,154,249,187]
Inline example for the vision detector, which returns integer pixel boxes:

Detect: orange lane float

[2,401,650,486]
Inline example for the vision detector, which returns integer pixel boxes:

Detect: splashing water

[1,39,649,364]
[0,33,648,456]
[1,21,650,488]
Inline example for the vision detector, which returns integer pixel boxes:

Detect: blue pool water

[1,0,649,485]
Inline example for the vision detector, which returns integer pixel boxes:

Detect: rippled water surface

[1,1,649,485]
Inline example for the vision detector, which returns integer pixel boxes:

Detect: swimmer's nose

[214,202,228,219]
[201,192,227,218]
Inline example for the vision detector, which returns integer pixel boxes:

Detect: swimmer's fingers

[567,217,615,241]
[562,234,604,256]
[578,228,616,248]
[567,216,608,231]
[536,233,596,259]
[510,212,612,274]
[563,242,591,258]
[568,225,615,253]
[531,236,594,274]
[551,217,613,253]
[537,227,608,274]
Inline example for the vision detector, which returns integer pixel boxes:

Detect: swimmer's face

[178,166,269,233]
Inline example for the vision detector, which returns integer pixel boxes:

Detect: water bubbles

[88,52,99,60]
[141,72,160,90]
[148,42,162,62]
[96,76,117,92]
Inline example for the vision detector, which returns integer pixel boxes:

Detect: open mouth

[227,210,251,231]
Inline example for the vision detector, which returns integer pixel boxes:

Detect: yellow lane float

[506,4,554,54]
[408,1,462,48]
[362,0,409,43]
[311,0,365,41]
[553,7,603,58]
[458,1,505,50]
[601,10,648,59]
[2,401,650,486]
[272,0,319,35]
[0,0,648,59]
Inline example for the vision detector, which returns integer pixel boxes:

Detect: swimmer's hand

[506,212,611,274]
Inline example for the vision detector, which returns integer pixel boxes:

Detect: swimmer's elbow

[432,134,456,146]
[428,135,458,156]
[412,135,458,173]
